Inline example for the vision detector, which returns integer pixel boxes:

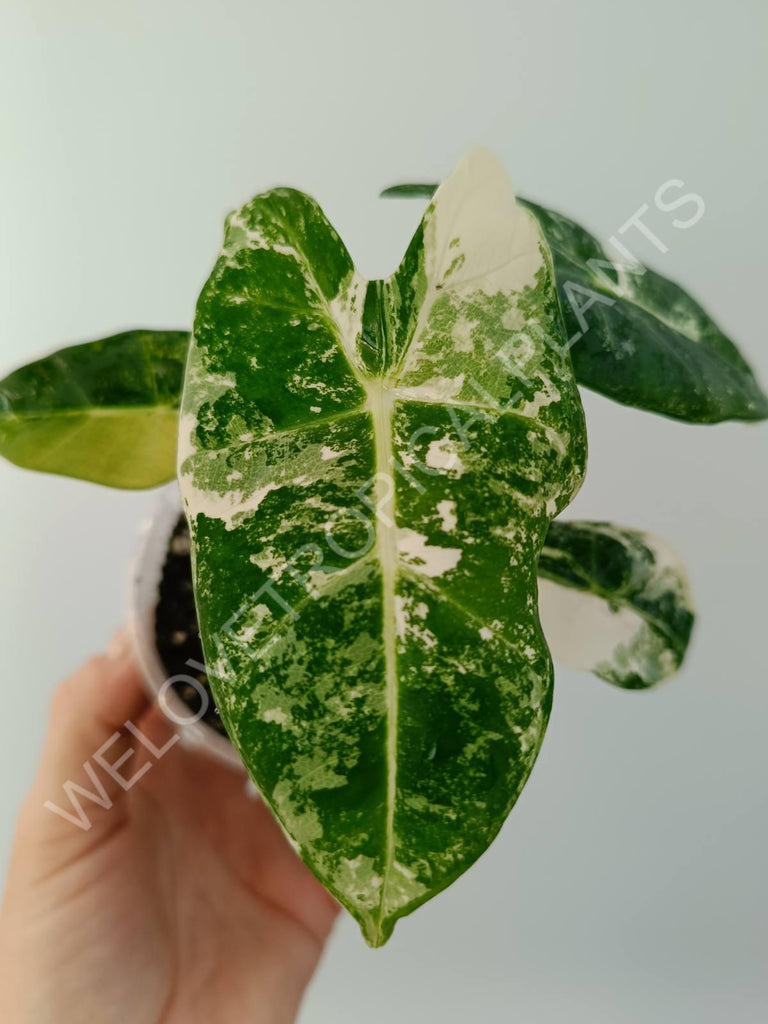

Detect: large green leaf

[179,149,587,946]
[0,329,189,488]
[382,184,768,424]
[538,520,694,689]
[525,201,768,424]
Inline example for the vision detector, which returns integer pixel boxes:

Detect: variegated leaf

[526,201,768,424]
[382,184,768,424]
[179,149,587,945]
[538,520,694,688]
[0,329,189,488]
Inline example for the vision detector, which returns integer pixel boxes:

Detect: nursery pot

[130,483,244,772]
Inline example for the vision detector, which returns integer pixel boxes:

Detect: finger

[24,627,151,846]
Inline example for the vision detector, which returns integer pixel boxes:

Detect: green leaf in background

[537,520,694,689]
[381,183,768,424]
[0,330,189,489]
[524,200,768,424]
[380,183,440,199]
[179,149,587,945]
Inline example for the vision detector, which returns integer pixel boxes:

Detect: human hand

[0,629,338,1023]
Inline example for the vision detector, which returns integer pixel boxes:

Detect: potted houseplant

[1,149,765,946]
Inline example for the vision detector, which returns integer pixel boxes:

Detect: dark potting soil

[154,515,228,736]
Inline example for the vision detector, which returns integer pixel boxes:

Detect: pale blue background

[1,1,766,1021]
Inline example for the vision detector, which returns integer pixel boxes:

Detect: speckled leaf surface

[179,150,587,945]
[526,201,768,424]
[0,329,189,488]
[382,184,768,424]
[538,521,694,688]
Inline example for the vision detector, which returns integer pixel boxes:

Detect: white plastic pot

[129,482,245,773]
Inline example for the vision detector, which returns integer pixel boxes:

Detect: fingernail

[106,625,133,661]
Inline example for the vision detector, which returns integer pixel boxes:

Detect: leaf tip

[359,913,395,948]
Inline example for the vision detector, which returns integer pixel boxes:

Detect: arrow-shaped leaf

[179,150,587,945]
[538,520,694,688]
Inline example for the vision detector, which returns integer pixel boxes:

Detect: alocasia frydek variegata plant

[1,150,765,945]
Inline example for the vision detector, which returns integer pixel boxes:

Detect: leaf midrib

[0,403,178,422]
[283,228,404,939]
[368,382,399,932]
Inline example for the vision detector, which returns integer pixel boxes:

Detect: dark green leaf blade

[538,520,695,688]
[0,330,189,488]
[181,151,587,946]
[380,183,439,199]
[522,200,768,424]
[382,185,768,423]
